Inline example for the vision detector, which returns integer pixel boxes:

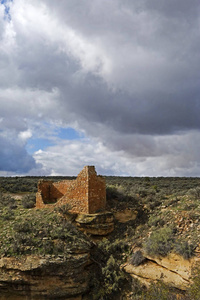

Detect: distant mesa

[36,166,106,214]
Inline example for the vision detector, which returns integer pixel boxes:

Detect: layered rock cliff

[0,253,91,299]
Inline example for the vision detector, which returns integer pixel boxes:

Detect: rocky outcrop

[0,252,91,299]
[75,212,114,235]
[114,209,138,223]
[124,251,197,291]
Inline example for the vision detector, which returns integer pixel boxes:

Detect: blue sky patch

[57,127,83,140]
[1,0,12,21]
[26,138,55,154]
[26,127,84,154]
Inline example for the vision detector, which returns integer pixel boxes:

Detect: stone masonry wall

[36,166,106,214]
[55,167,89,213]
[36,180,73,208]
[51,181,72,201]
[88,167,106,213]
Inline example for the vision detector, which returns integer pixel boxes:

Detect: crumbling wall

[51,181,72,201]
[88,167,106,213]
[56,167,89,213]
[36,166,106,214]
[36,180,74,208]
[36,181,52,208]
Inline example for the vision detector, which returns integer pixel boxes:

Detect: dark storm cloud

[0,136,37,173]
[13,0,200,135]
[59,76,200,136]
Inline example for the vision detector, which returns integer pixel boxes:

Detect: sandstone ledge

[114,209,138,223]
[124,252,197,291]
[0,253,91,299]
[75,212,114,235]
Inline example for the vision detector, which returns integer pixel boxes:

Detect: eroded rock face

[75,212,114,235]
[124,251,197,291]
[114,209,138,223]
[0,253,91,299]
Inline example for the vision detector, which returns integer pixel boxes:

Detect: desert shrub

[21,194,36,208]
[94,255,126,299]
[148,215,165,227]
[0,194,17,209]
[56,203,72,214]
[166,197,180,207]
[106,186,119,200]
[55,204,77,221]
[130,250,146,266]
[13,220,32,233]
[187,187,200,200]
[151,185,159,192]
[98,238,128,259]
[138,188,148,198]
[150,199,162,210]
[1,207,14,220]
[106,185,127,202]
[102,255,125,292]
[144,227,174,257]
[183,202,198,210]
[42,240,54,255]
[0,209,91,257]
[141,281,178,300]
[174,240,195,259]
[188,267,200,299]
[131,277,145,298]
[92,238,129,299]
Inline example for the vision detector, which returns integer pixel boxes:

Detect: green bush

[98,238,128,259]
[174,240,195,259]
[130,250,146,266]
[0,194,17,209]
[13,220,32,233]
[144,227,174,257]
[106,185,126,202]
[21,194,36,208]
[148,215,165,227]
[0,209,91,257]
[141,282,177,300]
[187,187,200,200]
[94,255,126,299]
[138,188,148,198]
[1,207,14,220]
[188,267,200,299]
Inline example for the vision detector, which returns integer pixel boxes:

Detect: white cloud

[10,0,111,78]
[33,130,200,177]
[18,129,32,142]
[33,139,130,176]
[0,87,59,121]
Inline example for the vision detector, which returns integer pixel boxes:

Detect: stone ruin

[36,166,106,214]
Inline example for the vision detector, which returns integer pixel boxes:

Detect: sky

[0,0,200,177]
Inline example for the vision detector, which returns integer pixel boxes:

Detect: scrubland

[1,176,200,299]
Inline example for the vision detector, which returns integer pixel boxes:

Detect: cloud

[33,130,200,177]
[0,0,200,176]
[33,139,135,176]
[0,135,37,173]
